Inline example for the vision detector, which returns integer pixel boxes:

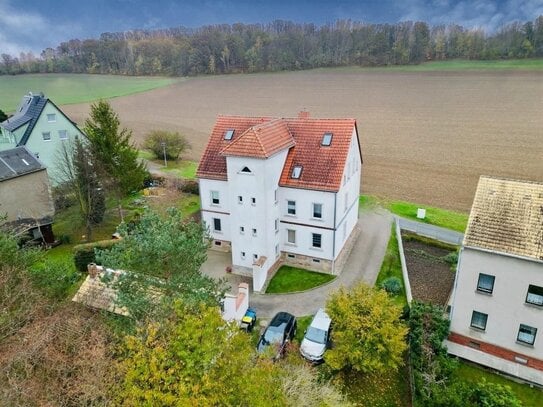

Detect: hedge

[73,239,119,272]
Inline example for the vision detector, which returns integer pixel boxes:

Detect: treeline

[2,17,543,76]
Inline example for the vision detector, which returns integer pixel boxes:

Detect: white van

[300,308,332,363]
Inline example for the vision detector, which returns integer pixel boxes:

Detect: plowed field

[62,69,543,211]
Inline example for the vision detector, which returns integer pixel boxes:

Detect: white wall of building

[450,247,543,361]
[199,179,231,242]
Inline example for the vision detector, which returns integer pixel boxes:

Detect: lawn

[294,315,313,343]
[265,266,335,293]
[0,74,179,112]
[360,194,469,232]
[161,161,198,179]
[375,224,407,308]
[453,361,543,407]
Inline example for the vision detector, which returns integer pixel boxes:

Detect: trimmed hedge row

[73,239,119,272]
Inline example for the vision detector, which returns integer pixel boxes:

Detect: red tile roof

[196,114,359,192]
[221,119,295,158]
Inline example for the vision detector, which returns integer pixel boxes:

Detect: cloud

[0,0,80,55]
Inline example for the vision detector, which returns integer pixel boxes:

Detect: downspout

[449,247,464,323]
[332,192,337,274]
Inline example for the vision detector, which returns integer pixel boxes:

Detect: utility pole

[161,141,167,167]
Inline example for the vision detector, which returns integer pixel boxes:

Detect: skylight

[224,129,235,140]
[321,132,333,146]
[291,166,302,179]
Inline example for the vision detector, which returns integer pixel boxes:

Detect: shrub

[380,276,403,295]
[73,239,118,272]
[444,251,459,267]
[143,130,191,161]
[179,180,199,195]
[30,258,81,300]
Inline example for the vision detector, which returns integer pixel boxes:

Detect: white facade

[448,247,543,385]
[200,127,362,292]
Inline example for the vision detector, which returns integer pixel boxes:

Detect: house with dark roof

[0,146,55,244]
[0,92,85,183]
[196,111,362,292]
[447,176,543,386]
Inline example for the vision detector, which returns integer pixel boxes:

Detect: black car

[257,312,297,358]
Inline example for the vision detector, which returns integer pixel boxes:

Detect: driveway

[201,207,393,318]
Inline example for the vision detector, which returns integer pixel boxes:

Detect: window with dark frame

[213,218,221,232]
[517,324,537,345]
[321,132,333,146]
[224,129,234,140]
[291,166,302,179]
[287,200,296,215]
[312,233,322,248]
[251,197,256,205]
[42,132,51,141]
[470,310,488,330]
[238,195,243,204]
[477,273,495,294]
[313,203,323,219]
[526,285,543,306]
[241,166,251,173]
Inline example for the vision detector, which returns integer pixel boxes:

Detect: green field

[0,74,179,112]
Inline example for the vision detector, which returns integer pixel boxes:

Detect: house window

[58,130,68,140]
[287,229,296,244]
[312,233,322,249]
[47,113,56,122]
[214,241,222,246]
[224,129,234,140]
[213,218,221,232]
[253,254,258,260]
[470,311,488,331]
[287,254,296,259]
[517,324,537,345]
[241,252,246,259]
[275,244,279,257]
[240,226,245,234]
[313,203,322,219]
[291,165,302,179]
[477,273,495,294]
[252,228,257,236]
[287,200,296,215]
[526,285,543,306]
[238,195,243,204]
[274,189,278,203]
[211,191,220,205]
[344,192,348,212]
[42,132,51,141]
[321,132,332,146]
[312,258,321,263]
[241,166,252,173]
[275,219,279,233]
[251,197,256,205]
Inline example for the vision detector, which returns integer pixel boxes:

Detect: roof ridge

[479,175,543,186]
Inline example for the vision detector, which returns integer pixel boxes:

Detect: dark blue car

[257,312,297,359]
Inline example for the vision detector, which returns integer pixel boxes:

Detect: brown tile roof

[464,176,543,261]
[197,114,358,192]
[72,273,129,316]
[221,119,295,158]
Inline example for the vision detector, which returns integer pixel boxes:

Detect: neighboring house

[196,112,362,292]
[0,146,55,243]
[447,176,543,386]
[0,92,85,183]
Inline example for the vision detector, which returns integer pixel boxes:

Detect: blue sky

[1,0,542,55]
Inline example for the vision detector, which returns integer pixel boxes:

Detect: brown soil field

[62,69,543,211]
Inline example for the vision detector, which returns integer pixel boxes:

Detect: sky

[1,0,542,55]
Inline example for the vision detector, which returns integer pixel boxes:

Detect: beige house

[447,176,543,386]
[0,146,55,243]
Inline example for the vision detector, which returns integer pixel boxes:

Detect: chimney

[298,110,310,119]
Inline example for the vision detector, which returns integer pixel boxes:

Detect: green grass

[294,315,313,343]
[137,150,155,160]
[360,194,468,233]
[0,74,179,112]
[453,361,543,407]
[265,266,335,293]
[375,225,407,308]
[161,161,198,179]
[178,194,200,217]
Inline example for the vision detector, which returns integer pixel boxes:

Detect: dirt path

[62,70,543,211]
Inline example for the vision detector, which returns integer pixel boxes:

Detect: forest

[1,17,543,76]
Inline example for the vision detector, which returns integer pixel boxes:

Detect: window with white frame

[275,219,279,233]
[42,132,51,141]
[213,218,221,232]
[238,195,243,204]
[252,228,257,236]
[517,324,537,345]
[526,285,543,306]
[251,197,256,205]
[287,229,296,244]
[313,203,323,219]
[241,252,246,259]
[253,254,258,260]
[46,113,56,122]
[240,226,245,234]
[287,200,296,215]
[291,165,302,179]
[211,191,220,205]
[312,233,322,249]
[275,244,279,257]
[476,273,495,294]
[58,130,68,140]
[470,311,488,330]
[274,189,278,203]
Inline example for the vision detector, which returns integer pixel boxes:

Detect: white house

[447,176,543,386]
[196,112,362,292]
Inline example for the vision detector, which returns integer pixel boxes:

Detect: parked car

[300,308,332,363]
[257,312,297,359]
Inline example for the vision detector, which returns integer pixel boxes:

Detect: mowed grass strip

[265,266,335,293]
[0,74,179,112]
[375,225,407,307]
[360,194,468,232]
[453,361,543,406]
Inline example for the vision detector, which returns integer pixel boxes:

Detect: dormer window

[241,166,252,173]
[321,132,332,146]
[291,166,302,179]
[224,129,234,140]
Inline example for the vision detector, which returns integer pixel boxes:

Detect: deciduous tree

[143,130,191,161]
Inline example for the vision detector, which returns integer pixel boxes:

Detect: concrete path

[249,208,393,318]
[397,217,464,245]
